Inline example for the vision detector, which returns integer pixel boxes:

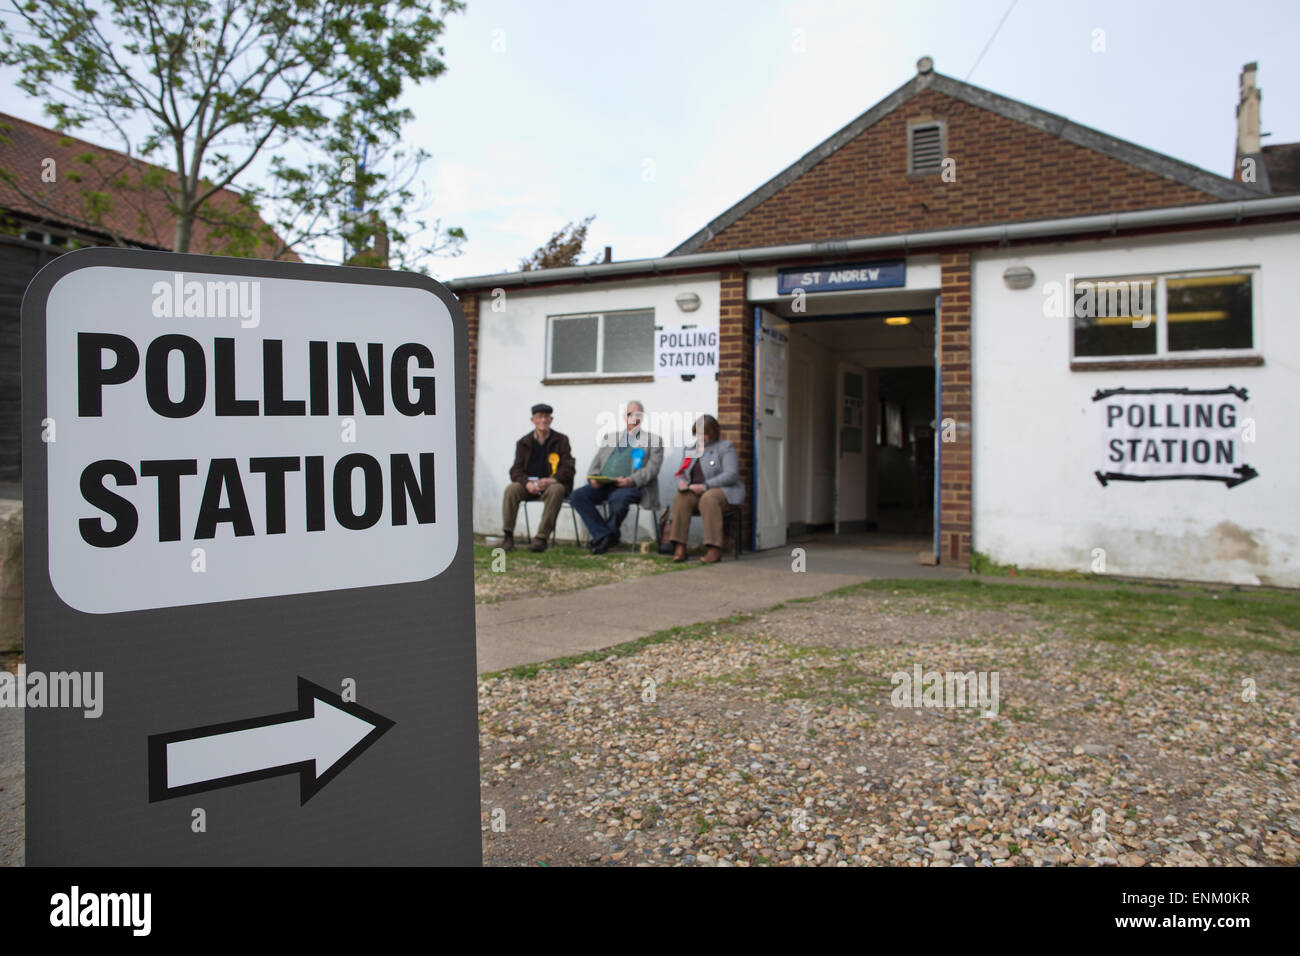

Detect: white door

[755,310,789,550]
[834,362,868,534]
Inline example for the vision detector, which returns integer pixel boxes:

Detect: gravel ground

[478,587,1300,866]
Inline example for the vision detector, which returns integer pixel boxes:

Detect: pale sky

[4,0,1297,280]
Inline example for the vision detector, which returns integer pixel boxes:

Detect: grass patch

[838,578,1300,655]
[483,574,1300,682]
[473,540,696,604]
[482,611,758,680]
[970,551,1098,582]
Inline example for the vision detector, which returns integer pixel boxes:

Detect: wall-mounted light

[1003,265,1035,290]
[675,292,701,312]
[884,316,912,326]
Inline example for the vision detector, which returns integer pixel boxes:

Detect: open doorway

[873,366,935,535]
[775,308,936,545]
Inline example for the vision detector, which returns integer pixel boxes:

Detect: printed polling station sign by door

[21,247,480,864]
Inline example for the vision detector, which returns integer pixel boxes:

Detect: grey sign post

[22,248,480,864]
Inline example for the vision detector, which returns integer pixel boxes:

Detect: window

[1071,270,1255,361]
[547,309,654,378]
[908,120,945,176]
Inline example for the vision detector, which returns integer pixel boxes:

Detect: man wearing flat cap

[502,403,576,552]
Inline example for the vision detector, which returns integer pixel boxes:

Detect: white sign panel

[1093,386,1257,488]
[654,326,718,377]
[45,265,458,613]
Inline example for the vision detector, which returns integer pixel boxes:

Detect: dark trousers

[571,482,641,542]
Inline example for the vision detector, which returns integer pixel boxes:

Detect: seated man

[502,403,576,552]
[571,400,662,554]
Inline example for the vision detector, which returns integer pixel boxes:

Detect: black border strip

[1091,385,1249,401]
[1095,465,1259,488]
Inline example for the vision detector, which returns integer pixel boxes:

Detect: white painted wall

[473,275,722,543]
[972,223,1300,586]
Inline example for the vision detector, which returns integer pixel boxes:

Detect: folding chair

[595,499,644,547]
[520,492,581,546]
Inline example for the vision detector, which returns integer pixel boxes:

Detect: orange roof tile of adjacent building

[0,112,299,261]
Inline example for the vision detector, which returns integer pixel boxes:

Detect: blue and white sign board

[778,259,906,295]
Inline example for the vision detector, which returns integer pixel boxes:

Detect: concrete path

[475,534,967,673]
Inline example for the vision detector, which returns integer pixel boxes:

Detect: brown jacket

[509,430,576,490]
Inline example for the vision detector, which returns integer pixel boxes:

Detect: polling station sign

[1093,385,1258,487]
[654,325,718,377]
[23,248,480,864]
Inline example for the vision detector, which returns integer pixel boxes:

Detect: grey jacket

[587,428,663,510]
[683,439,745,506]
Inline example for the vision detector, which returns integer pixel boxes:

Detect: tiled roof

[1262,143,1300,194]
[669,69,1261,256]
[0,112,298,260]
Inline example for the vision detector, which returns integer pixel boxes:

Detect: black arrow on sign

[1094,465,1259,488]
[148,677,395,805]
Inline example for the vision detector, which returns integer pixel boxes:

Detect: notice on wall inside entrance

[1093,386,1257,487]
[655,325,718,377]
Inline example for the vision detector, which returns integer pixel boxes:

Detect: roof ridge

[666,69,1263,257]
[0,112,248,197]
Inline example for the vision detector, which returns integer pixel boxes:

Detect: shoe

[699,546,722,564]
[528,536,548,553]
[591,534,612,555]
[672,543,687,563]
[502,531,515,552]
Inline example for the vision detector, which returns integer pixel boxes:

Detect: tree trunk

[173,212,192,253]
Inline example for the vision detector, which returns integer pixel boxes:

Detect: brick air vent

[909,122,944,175]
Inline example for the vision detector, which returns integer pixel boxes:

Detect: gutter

[445,195,1300,291]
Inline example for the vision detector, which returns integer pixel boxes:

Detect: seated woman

[668,414,744,564]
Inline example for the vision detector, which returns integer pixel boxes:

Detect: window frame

[1068,266,1260,366]
[544,307,656,380]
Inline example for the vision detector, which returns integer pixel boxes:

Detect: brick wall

[695,88,1221,253]
[939,253,972,564]
[716,268,753,549]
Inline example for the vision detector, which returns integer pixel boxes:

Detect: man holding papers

[572,400,663,554]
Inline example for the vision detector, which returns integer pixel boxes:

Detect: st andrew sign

[23,249,479,864]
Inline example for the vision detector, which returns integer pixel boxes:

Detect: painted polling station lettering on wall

[41,256,459,613]
[1093,386,1258,488]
